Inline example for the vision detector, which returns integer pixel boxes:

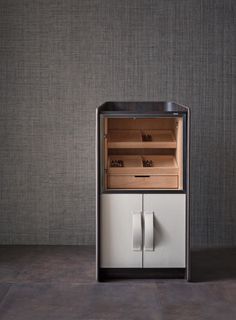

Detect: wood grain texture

[108,155,179,175]
[108,118,176,130]
[108,175,178,189]
[176,117,183,189]
[108,130,176,148]
[0,0,235,247]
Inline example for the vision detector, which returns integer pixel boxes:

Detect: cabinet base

[98,268,186,281]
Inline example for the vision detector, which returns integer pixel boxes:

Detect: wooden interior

[103,117,183,190]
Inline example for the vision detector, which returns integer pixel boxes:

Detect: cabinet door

[100,194,142,268]
[143,194,186,268]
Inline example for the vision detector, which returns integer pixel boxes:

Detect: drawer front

[107,175,178,189]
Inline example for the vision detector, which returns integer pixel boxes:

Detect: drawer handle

[144,212,154,251]
[134,175,150,178]
[132,212,142,251]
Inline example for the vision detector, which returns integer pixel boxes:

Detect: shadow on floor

[191,247,236,282]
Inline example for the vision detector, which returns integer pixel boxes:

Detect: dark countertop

[98,101,189,114]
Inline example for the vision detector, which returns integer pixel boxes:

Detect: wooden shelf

[108,155,178,175]
[107,130,176,149]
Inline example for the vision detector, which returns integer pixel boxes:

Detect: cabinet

[96,102,190,280]
[100,194,185,268]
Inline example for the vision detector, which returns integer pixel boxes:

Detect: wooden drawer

[107,175,178,189]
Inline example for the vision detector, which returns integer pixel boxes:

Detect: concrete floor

[0,246,235,320]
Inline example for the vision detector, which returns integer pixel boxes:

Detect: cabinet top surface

[97,102,189,115]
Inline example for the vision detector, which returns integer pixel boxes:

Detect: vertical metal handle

[132,212,142,251]
[144,212,154,251]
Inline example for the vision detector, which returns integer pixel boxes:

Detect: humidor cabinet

[96,102,190,281]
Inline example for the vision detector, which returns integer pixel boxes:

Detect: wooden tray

[107,175,178,189]
[107,130,176,149]
[108,155,179,175]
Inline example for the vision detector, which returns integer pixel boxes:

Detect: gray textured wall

[0,0,235,247]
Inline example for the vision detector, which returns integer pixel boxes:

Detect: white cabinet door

[143,194,186,268]
[100,194,142,268]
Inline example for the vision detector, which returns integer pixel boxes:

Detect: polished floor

[0,246,235,320]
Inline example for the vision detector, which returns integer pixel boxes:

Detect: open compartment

[103,117,183,190]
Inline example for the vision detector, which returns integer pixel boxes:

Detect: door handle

[144,211,154,251]
[132,212,142,251]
